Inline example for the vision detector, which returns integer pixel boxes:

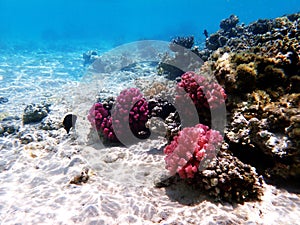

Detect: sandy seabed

[0,46,300,225]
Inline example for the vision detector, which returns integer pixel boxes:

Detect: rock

[0,97,8,104]
[20,133,35,144]
[154,171,177,188]
[69,168,90,185]
[0,121,20,137]
[23,102,50,124]
[196,150,264,203]
[2,116,20,121]
[83,50,98,66]
[40,116,62,131]
[103,151,125,163]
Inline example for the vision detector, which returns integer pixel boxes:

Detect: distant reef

[158,12,300,184]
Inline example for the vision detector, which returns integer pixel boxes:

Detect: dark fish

[203,29,209,38]
[63,113,77,133]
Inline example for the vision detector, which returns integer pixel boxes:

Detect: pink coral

[88,88,150,144]
[87,102,117,142]
[164,124,223,179]
[112,88,149,140]
[176,71,227,110]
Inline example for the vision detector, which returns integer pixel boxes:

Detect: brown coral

[196,149,264,203]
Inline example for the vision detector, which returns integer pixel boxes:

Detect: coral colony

[87,13,300,202]
[111,88,150,140]
[88,88,150,144]
[177,72,227,110]
[164,124,223,179]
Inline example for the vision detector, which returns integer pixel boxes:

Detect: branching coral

[176,71,227,111]
[164,124,223,179]
[111,88,150,140]
[87,102,117,142]
[88,88,150,144]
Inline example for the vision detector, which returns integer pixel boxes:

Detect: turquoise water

[0,0,299,45]
[1,1,300,224]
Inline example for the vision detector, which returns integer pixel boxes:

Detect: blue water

[0,0,299,114]
[0,0,299,46]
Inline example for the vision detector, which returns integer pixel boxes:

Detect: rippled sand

[1,131,300,224]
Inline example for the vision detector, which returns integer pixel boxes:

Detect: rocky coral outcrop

[157,36,204,80]
[23,102,51,124]
[0,116,20,137]
[202,13,300,180]
[196,149,264,203]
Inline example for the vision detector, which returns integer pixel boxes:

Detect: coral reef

[202,13,300,180]
[134,77,177,102]
[169,36,194,52]
[139,71,227,142]
[164,124,223,179]
[148,98,177,120]
[161,122,263,203]
[220,15,239,32]
[204,12,300,61]
[175,71,227,129]
[177,71,227,110]
[147,98,179,140]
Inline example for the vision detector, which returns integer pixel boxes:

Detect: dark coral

[203,13,300,63]
[203,13,300,180]
[158,36,203,80]
[220,15,239,32]
[170,36,194,51]
[23,102,51,124]
[196,149,264,203]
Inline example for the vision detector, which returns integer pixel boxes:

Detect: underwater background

[0,0,299,46]
[0,0,300,224]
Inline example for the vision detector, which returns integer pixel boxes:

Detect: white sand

[0,46,299,224]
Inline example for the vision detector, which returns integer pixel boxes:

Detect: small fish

[63,113,77,133]
[203,29,209,38]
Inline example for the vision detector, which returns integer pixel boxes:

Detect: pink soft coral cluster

[164,124,223,179]
[112,88,149,139]
[88,88,149,143]
[87,102,117,142]
[176,71,227,110]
